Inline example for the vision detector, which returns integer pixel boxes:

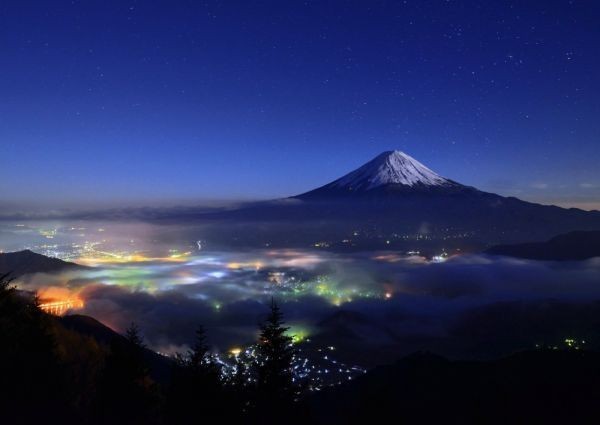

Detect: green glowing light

[286,324,312,344]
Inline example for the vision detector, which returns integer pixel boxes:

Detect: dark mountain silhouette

[60,314,173,383]
[308,349,600,424]
[0,249,83,277]
[316,310,400,344]
[486,230,600,261]
[60,314,129,345]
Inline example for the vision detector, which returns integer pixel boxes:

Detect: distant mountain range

[3,151,599,249]
[0,249,82,278]
[487,231,600,261]
[192,150,600,248]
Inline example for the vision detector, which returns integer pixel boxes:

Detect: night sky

[2,1,599,209]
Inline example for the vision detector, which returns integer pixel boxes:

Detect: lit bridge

[39,299,84,316]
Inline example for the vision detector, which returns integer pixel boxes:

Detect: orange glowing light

[39,298,84,316]
[226,261,263,270]
[229,347,242,356]
[37,287,85,316]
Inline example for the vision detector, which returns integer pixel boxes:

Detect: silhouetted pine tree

[251,299,298,424]
[189,326,220,378]
[126,322,146,348]
[257,298,294,396]
[95,322,161,425]
[0,273,71,424]
[166,325,225,424]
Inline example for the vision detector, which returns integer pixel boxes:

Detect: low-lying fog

[3,220,600,366]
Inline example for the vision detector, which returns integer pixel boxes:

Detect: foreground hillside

[309,349,600,424]
[3,273,600,424]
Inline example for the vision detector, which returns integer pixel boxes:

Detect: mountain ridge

[0,249,83,278]
[486,230,600,261]
[197,150,600,248]
[2,151,599,250]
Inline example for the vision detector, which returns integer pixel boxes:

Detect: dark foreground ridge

[309,349,600,424]
[3,270,600,425]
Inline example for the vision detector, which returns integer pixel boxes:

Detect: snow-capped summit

[331,150,454,190]
[296,150,463,199]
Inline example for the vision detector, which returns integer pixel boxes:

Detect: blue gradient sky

[1,1,599,209]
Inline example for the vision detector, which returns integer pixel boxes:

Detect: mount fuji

[184,150,600,249]
[296,150,470,199]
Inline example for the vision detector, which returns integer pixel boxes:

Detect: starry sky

[1,1,599,210]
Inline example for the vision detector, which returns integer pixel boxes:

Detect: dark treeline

[0,274,307,425]
[5,272,600,425]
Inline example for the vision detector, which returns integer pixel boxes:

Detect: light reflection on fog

[5,220,600,362]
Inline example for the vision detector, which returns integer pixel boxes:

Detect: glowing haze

[6,220,600,362]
